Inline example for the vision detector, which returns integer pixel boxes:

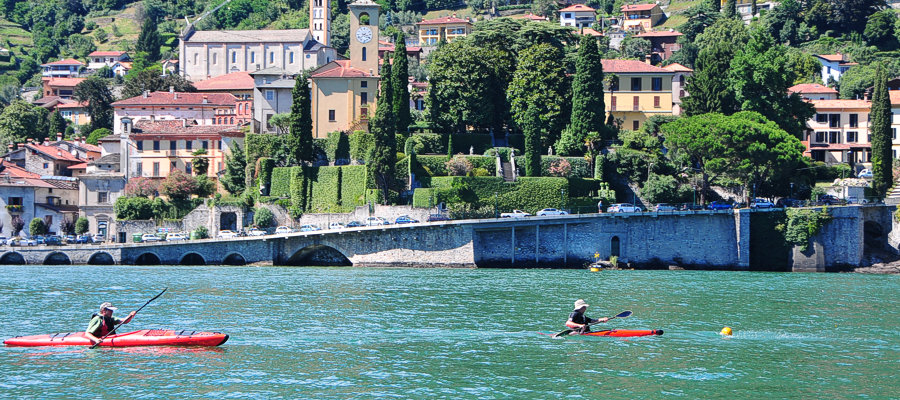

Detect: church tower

[310,0,331,46]
[348,0,380,76]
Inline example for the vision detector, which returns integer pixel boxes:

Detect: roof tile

[601,59,672,73]
[311,60,374,78]
[112,92,236,107]
[194,71,255,91]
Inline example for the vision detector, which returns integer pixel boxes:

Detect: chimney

[182,119,187,128]
[7,144,12,151]
[26,138,33,143]
[142,90,149,98]
[202,95,208,104]
[43,139,49,146]
[645,54,652,64]
[56,132,63,142]
[80,136,85,145]
[16,142,24,149]
[169,85,174,93]
[174,92,178,100]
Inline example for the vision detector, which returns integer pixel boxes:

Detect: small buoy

[590,267,600,272]
[720,327,733,336]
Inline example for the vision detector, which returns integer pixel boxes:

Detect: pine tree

[724,0,737,18]
[48,110,67,139]
[370,58,397,203]
[751,0,758,15]
[289,71,314,165]
[391,33,411,138]
[135,18,161,62]
[682,43,737,116]
[223,142,247,195]
[869,63,893,197]
[558,35,605,156]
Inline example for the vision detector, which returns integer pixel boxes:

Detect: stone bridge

[1,205,895,271]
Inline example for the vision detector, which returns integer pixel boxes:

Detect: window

[816,114,827,124]
[232,52,236,63]
[815,131,826,142]
[362,47,367,62]
[137,141,143,150]
[202,141,208,150]
[680,75,686,85]
[633,120,639,130]
[829,131,840,143]
[653,96,660,108]
[633,96,639,111]
[193,53,198,65]
[170,141,176,151]
[328,110,336,121]
[611,96,617,111]
[251,52,256,63]
[43,163,49,169]
[186,141,192,150]
[651,77,663,91]
[361,92,368,104]
[564,13,572,18]
[136,163,142,176]
[289,52,294,63]
[153,141,160,151]
[631,77,642,91]
[829,114,840,128]
[98,191,108,204]
[849,113,858,128]
[847,131,857,142]
[680,90,685,98]
[361,81,368,88]
[7,197,22,205]
[894,128,897,140]
[266,90,275,101]
[186,162,192,175]
[213,53,217,65]
[153,162,160,176]
[270,52,274,63]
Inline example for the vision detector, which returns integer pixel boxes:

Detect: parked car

[218,230,238,239]
[776,198,803,208]
[395,215,419,224]
[426,214,450,222]
[750,198,775,209]
[346,221,364,228]
[365,217,390,226]
[858,169,873,179]
[141,233,162,242]
[248,228,267,236]
[655,203,677,212]
[76,235,93,244]
[299,224,321,232]
[707,201,733,210]
[44,235,62,245]
[329,222,345,230]
[93,234,105,243]
[0,236,8,245]
[818,195,844,206]
[34,235,46,245]
[536,208,568,216]
[65,235,77,244]
[275,226,295,234]
[166,233,188,241]
[608,203,641,213]
[500,210,531,218]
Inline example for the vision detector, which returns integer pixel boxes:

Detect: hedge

[416,155,497,177]
[507,134,525,153]
[270,167,293,198]
[349,130,374,163]
[412,188,435,208]
[326,131,351,164]
[514,156,591,178]
[485,147,513,161]
[365,189,383,204]
[289,166,307,210]
[405,133,494,155]
[450,134,492,155]
[429,176,568,213]
[245,133,285,164]
[308,166,341,212]
[257,157,274,196]
[341,165,367,207]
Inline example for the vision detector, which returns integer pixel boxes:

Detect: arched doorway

[44,252,71,265]
[283,245,352,266]
[180,253,205,265]
[222,253,246,266]
[0,252,26,265]
[610,236,620,258]
[135,253,161,265]
[220,212,237,232]
[88,252,115,265]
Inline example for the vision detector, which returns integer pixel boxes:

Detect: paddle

[551,310,632,338]
[89,288,167,349]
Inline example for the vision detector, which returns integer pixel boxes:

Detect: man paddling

[566,299,609,333]
[85,302,136,345]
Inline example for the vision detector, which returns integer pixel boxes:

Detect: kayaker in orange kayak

[85,302,136,345]
[566,299,609,333]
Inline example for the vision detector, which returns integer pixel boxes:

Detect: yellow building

[602,59,675,131]
[805,99,871,165]
[310,0,381,138]
[621,3,664,33]
[416,15,473,45]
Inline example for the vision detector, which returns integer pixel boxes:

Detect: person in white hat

[85,302,136,345]
[565,299,608,333]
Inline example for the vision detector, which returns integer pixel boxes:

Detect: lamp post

[494,190,499,218]
[790,182,794,200]
[560,188,566,212]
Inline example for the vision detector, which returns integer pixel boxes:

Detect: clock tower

[349,0,380,76]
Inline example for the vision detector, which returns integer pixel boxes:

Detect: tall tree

[192,148,210,176]
[426,40,504,133]
[288,71,314,165]
[507,43,570,152]
[223,141,247,195]
[121,66,197,99]
[558,36,606,156]
[0,100,50,144]
[48,109,67,138]
[74,77,114,131]
[391,32,411,137]
[135,17,161,62]
[370,58,397,203]
[724,0,737,18]
[682,44,737,116]
[869,64,893,197]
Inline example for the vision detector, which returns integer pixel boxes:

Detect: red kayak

[580,329,663,337]
[4,329,229,347]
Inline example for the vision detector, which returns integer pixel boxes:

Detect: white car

[750,198,775,209]
[165,233,188,241]
[299,224,321,232]
[608,203,641,213]
[536,208,568,216]
[141,233,162,242]
[365,217,390,226]
[248,228,267,236]
[329,222,345,230]
[275,226,295,234]
[500,210,531,218]
[218,230,238,239]
[858,169,873,179]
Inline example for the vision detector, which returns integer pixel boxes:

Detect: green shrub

[326,131,351,163]
[193,226,208,239]
[309,166,341,212]
[349,130,374,162]
[484,147,512,160]
[341,165,367,207]
[776,208,832,251]
[75,217,89,235]
[29,218,47,236]
[254,207,275,227]
[257,157,274,196]
[245,133,288,166]
[244,162,256,194]
[115,196,153,220]
[412,188,435,208]
[449,134,492,154]
[406,133,446,154]
[429,176,568,213]
[594,154,607,179]
[365,189,383,204]
[270,167,293,197]
[290,166,307,210]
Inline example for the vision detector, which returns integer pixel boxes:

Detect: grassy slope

[0,18,33,58]
[87,2,144,52]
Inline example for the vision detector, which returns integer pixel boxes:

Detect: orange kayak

[4,329,229,347]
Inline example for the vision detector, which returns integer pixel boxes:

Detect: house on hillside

[194,71,255,125]
[0,162,79,237]
[603,59,675,130]
[720,0,780,21]
[559,4,596,29]
[41,77,85,99]
[416,15,473,46]
[804,99,871,165]
[621,3,664,33]
[87,51,130,71]
[815,54,857,84]
[41,59,84,78]
[789,83,839,101]
[77,138,126,242]
[250,68,298,134]
[663,62,692,116]
[634,30,682,61]
[378,40,424,64]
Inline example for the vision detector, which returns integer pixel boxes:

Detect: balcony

[5,204,23,213]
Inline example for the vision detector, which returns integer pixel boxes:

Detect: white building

[815,54,857,84]
[789,83,839,101]
[559,4,596,29]
[41,59,84,78]
[663,63,693,116]
[86,51,130,71]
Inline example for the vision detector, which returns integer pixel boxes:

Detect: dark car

[75,235,93,244]
[818,195,844,206]
[427,214,451,222]
[395,215,419,224]
[346,221,364,228]
[777,198,804,208]
[707,201,733,210]
[45,235,62,245]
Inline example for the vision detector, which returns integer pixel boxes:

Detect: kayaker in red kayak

[85,302,136,345]
[566,299,609,333]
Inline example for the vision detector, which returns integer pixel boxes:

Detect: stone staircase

[501,160,515,182]
[886,183,900,205]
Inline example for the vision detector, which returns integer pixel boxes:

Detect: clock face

[355,26,373,44]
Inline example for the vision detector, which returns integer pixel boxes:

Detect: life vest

[89,313,118,337]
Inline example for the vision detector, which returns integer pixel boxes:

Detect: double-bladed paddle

[89,288,167,349]
[550,310,632,338]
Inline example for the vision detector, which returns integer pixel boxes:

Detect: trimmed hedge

[257,157,274,196]
[405,133,494,155]
[430,176,568,214]
[412,188,435,208]
[245,133,285,164]
[289,167,307,210]
[514,156,591,178]
[341,165,367,207]
[326,131,351,164]
[309,166,341,212]
[365,189,382,204]
[270,167,293,198]
[349,130,374,163]
[450,134,492,155]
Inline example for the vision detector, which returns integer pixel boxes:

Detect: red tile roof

[194,71,255,91]
[378,43,423,54]
[601,59,671,73]
[0,177,57,189]
[42,58,84,66]
[560,4,595,12]
[310,60,374,78]
[58,140,102,153]
[25,144,84,162]
[67,162,88,170]
[622,3,659,11]
[809,99,871,110]
[789,83,838,94]
[42,77,86,87]
[889,91,900,105]
[418,16,471,25]
[635,30,683,38]
[55,101,89,109]
[0,160,40,178]
[580,28,604,37]
[132,120,245,137]
[816,54,846,62]
[662,62,693,73]
[88,51,127,57]
[112,92,237,107]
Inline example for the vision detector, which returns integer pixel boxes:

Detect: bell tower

[310,0,330,46]
[348,0,380,76]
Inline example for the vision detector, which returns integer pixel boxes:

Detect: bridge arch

[88,252,115,265]
[222,252,246,266]
[283,244,352,266]
[0,252,26,265]
[44,252,71,265]
[135,252,161,265]
[180,252,206,265]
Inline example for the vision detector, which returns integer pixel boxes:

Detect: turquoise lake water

[0,266,897,399]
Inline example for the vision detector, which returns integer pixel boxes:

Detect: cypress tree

[523,106,542,177]
[751,0,757,16]
[870,64,893,197]
[391,33,411,138]
[48,110,67,138]
[135,18,161,62]
[724,0,737,18]
[370,57,397,203]
[289,71,314,165]
[558,35,605,156]
[223,142,247,195]
[681,43,737,116]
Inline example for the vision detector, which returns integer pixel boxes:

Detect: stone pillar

[734,209,751,269]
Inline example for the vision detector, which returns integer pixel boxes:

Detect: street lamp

[790,182,794,199]
[560,188,566,212]
[494,190,499,218]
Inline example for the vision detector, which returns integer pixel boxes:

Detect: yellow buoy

[590,267,600,272]
[720,326,733,336]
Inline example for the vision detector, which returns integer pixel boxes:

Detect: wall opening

[864,220,886,257]
[44,252,71,265]
[135,253,161,265]
[283,245,351,266]
[610,236,620,258]
[180,253,206,265]
[220,212,237,232]
[0,252,26,265]
[88,252,115,265]
[222,253,246,265]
